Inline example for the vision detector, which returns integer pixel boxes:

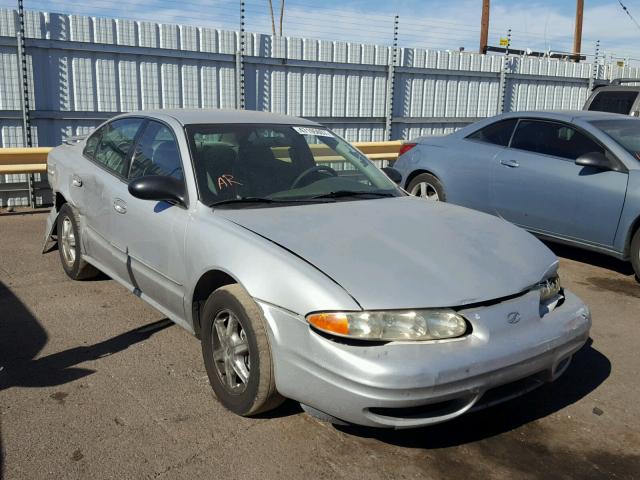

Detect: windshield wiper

[310,190,396,200]
[209,197,333,207]
[209,197,277,207]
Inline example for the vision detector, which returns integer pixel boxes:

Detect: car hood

[216,196,558,310]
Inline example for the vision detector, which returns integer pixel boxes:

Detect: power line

[617,0,640,32]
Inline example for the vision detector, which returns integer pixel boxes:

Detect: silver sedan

[44,109,591,428]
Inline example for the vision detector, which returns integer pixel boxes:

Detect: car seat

[197,144,240,200]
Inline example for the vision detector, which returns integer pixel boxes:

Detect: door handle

[72,174,83,187]
[113,198,127,214]
[500,159,520,168]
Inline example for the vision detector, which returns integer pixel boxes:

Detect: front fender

[614,170,640,257]
[184,203,362,326]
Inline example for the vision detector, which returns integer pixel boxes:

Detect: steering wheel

[291,165,338,189]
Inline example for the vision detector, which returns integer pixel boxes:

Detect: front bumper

[258,289,591,429]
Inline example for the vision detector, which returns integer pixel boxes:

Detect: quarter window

[93,118,144,176]
[510,120,606,160]
[129,121,183,180]
[467,119,518,146]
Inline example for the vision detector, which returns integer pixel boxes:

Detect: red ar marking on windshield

[218,174,243,190]
[635,152,640,161]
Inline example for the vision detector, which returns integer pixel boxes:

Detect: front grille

[472,371,546,411]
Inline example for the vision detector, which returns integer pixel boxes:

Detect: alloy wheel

[410,181,440,201]
[211,309,251,393]
[60,216,76,266]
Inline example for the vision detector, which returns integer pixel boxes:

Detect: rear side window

[467,119,518,146]
[511,120,605,160]
[129,121,183,180]
[83,130,101,159]
[588,91,638,114]
[93,118,144,177]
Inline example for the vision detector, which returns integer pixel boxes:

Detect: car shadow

[334,339,610,448]
[543,240,636,277]
[0,279,174,478]
[253,399,304,419]
[0,281,173,392]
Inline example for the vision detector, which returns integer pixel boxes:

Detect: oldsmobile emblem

[507,312,522,324]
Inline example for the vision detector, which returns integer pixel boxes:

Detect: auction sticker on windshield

[292,126,334,137]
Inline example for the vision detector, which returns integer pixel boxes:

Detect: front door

[492,119,628,247]
[108,120,190,325]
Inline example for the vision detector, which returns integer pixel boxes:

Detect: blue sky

[2,0,640,61]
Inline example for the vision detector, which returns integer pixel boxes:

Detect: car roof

[499,110,630,122]
[117,108,322,126]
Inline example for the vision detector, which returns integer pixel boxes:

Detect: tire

[407,173,446,201]
[57,203,99,280]
[631,229,640,281]
[201,284,284,416]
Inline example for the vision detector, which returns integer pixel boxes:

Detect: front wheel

[630,229,640,282]
[201,284,284,416]
[407,173,445,201]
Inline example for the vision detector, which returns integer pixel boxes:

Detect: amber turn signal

[307,312,349,336]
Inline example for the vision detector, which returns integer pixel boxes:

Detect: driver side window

[129,121,183,180]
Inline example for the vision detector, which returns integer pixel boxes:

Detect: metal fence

[2,7,640,207]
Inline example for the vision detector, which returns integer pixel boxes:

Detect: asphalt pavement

[1,211,639,479]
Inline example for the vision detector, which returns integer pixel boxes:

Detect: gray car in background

[394,111,640,279]
[44,109,590,429]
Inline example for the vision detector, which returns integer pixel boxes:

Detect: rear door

[72,118,144,273]
[107,119,190,324]
[492,119,628,247]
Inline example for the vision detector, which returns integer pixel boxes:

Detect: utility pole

[480,0,490,54]
[279,0,285,35]
[268,0,275,35]
[573,0,584,62]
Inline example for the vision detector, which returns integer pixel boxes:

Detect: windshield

[185,123,401,206]
[591,119,640,160]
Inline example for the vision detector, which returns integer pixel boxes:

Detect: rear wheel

[630,229,640,281]
[407,173,445,201]
[201,284,284,416]
[57,204,99,280]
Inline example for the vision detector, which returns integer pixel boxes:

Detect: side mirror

[128,175,186,206]
[381,166,402,185]
[575,152,610,170]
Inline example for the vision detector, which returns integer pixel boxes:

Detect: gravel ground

[1,211,639,479]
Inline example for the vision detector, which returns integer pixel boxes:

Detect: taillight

[398,143,417,156]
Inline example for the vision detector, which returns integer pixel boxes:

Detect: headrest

[152,141,181,177]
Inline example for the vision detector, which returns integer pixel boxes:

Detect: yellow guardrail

[0,147,52,174]
[0,141,404,175]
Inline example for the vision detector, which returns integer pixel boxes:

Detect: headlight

[537,275,564,315]
[538,275,562,303]
[307,309,468,342]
